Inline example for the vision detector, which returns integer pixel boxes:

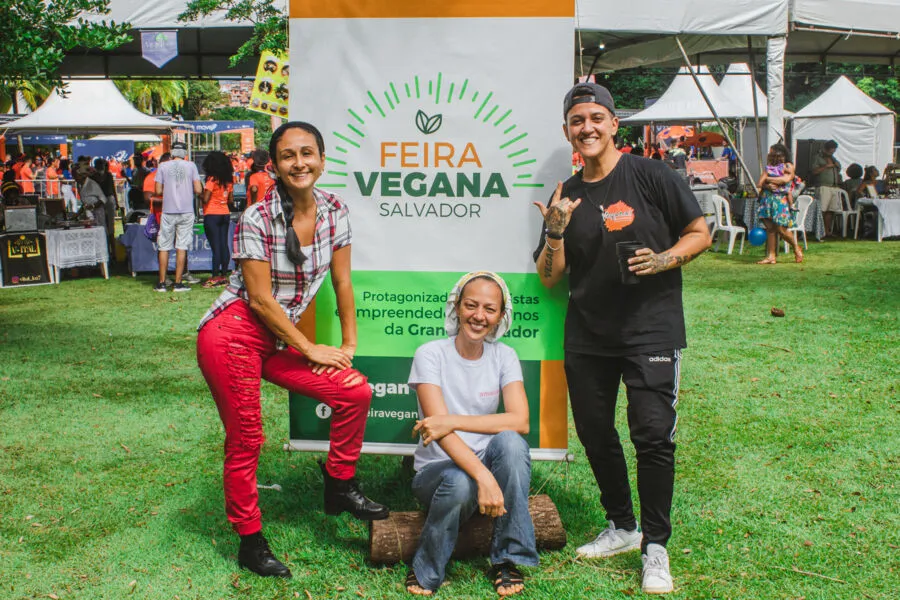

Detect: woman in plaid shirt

[197,122,388,579]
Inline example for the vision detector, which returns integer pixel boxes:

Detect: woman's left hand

[413,415,456,446]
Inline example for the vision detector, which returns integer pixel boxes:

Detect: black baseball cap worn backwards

[563,82,616,119]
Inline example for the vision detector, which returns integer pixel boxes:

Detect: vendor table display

[0,232,52,287]
[44,227,109,283]
[858,197,900,242]
[118,221,236,275]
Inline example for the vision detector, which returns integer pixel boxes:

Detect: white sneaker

[641,544,673,594]
[576,521,642,558]
[183,272,200,284]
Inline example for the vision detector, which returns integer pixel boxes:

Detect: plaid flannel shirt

[198,186,352,347]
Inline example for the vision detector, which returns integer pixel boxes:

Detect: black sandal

[490,563,525,596]
[406,569,435,596]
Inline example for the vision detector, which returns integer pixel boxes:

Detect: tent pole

[747,37,764,178]
[675,36,757,196]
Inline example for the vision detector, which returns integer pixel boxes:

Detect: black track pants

[565,349,681,550]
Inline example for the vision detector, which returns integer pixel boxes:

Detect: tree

[209,106,273,150]
[1,0,131,100]
[179,0,286,67]
[182,81,229,120]
[114,80,190,115]
[0,80,53,113]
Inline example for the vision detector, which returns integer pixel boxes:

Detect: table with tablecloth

[742,195,826,241]
[44,227,109,282]
[858,197,900,241]
[118,221,236,274]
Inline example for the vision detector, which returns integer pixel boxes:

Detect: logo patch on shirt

[602,200,635,231]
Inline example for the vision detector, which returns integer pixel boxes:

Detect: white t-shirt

[155,158,200,214]
[408,337,523,472]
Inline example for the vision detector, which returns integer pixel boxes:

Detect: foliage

[0,0,131,94]
[181,81,229,120]
[0,80,53,113]
[178,0,286,68]
[114,80,190,115]
[209,106,273,150]
[782,64,900,115]
[0,241,898,599]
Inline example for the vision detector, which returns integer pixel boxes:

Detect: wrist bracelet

[545,230,563,240]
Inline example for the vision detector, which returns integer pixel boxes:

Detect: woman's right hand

[304,344,353,372]
[532,181,582,236]
[476,472,506,518]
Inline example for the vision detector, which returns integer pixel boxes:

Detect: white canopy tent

[622,66,751,124]
[790,76,896,173]
[2,80,175,135]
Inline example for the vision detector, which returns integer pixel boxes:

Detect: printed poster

[249,51,290,119]
[288,1,574,459]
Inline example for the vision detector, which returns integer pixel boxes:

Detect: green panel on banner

[314,271,568,361]
[289,356,542,449]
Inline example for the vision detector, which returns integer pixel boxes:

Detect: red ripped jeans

[197,300,372,535]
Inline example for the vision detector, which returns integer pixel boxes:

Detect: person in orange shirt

[246,150,274,206]
[46,158,60,197]
[143,155,168,225]
[201,151,235,286]
[19,157,35,195]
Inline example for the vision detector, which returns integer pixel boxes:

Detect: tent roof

[718,63,768,118]
[620,66,748,124]
[575,0,787,35]
[792,75,895,118]
[2,80,176,135]
[91,133,162,142]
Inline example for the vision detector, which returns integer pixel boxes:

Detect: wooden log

[369,494,566,564]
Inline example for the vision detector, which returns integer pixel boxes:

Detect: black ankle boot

[238,532,292,578]
[319,461,390,521]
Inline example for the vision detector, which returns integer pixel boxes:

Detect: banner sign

[249,51,290,119]
[73,140,134,163]
[287,1,575,459]
[1,233,51,287]
[12,135,68,146]
[184,121,256,134]
[141,30,179,69]
[118,223,235,273]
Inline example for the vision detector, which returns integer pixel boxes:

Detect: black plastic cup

[616,241,646,285]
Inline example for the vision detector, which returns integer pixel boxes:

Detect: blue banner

[118,223,236,273]
[73,140,134,163]
[7,135,68,146]
[183,121,256,133]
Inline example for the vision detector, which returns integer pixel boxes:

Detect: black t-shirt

[533,153,703,356]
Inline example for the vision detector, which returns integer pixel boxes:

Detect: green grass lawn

[1,240,898,599]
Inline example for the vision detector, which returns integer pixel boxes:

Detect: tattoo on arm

[543,244,556,278]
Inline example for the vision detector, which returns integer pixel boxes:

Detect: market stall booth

[1,80,175,282]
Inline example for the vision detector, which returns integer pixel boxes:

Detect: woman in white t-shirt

[405,271,537,597]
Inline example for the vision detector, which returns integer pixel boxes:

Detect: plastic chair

[710,194,745,255]
[783,194,813,253]
[832,188,856,238]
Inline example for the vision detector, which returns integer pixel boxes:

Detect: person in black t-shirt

[533,82,711,595]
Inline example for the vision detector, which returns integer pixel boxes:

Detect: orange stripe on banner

[539,360,568,449]
[297,299,316,343]
[290,0,574,19]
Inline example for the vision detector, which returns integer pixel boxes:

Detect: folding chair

[710,194,745,255]
[783,195,813,253]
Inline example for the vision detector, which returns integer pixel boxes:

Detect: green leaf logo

[415,110,442,135]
